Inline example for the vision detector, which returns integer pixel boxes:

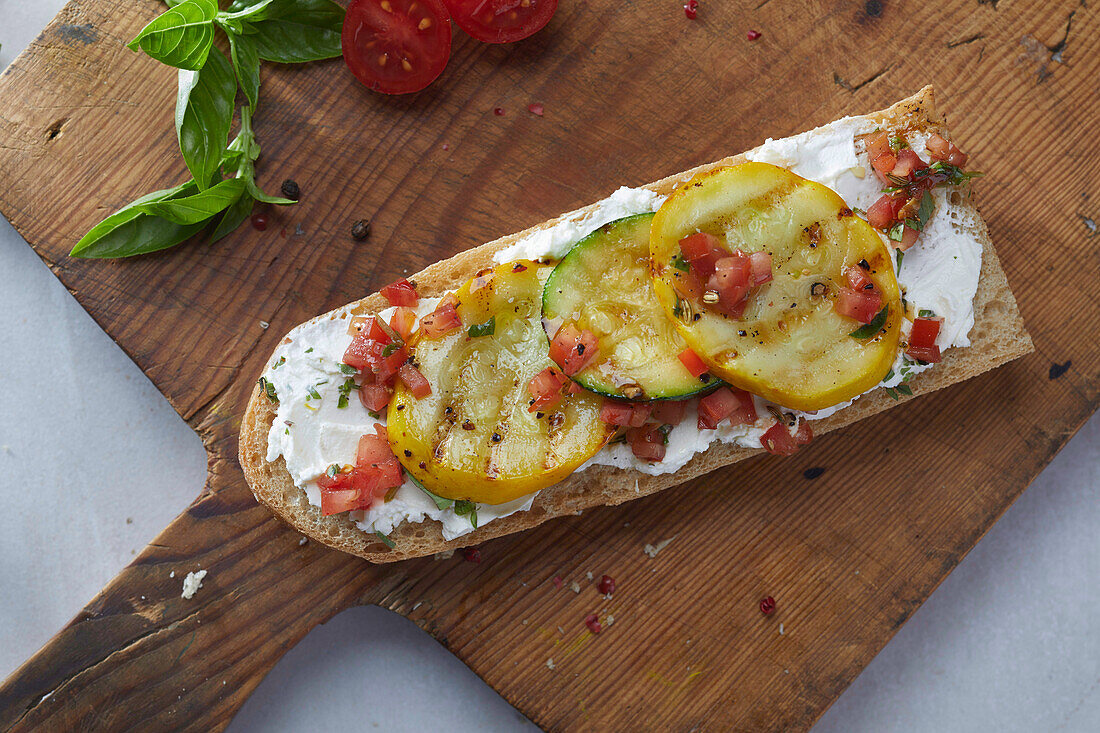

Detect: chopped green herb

[272,356,286,369]
[896,249,904,271]
[889,135,908,151]
[367,410,380,419]
[305,347,314,353]
[850,306,889,339]
[381,344,399,357]
[468,316,496,338]
[326,464,340,478]
[658,424,673,445]
[918,308,936,318]
[896,384,913,397]
[338,363,357,375]
[916,190,934,228]
[306,385,322,400]
[852,206,866,216]
[884,387,899,400]
[672,255,690,272]
[258,376,278,403]
[453,500,478,528]
[884,369,895,382]
[374,530,396,549]
[887,223,905,242]
[336,377,359,409]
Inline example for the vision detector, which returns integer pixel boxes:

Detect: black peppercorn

[351,219,371,241]
[280,179,301,201]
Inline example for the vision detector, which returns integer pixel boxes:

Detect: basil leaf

[247,0,344,63]
[916,190,935,229]
[176,47,236,191]
[918,308,936,318]
[70,182,207,258]
[468,316,495,338]
[413,477,455,511]
[221,0,280,22]
[246,178,296,205]
[887,223,905,242]
[453,500,478,528]
[228,32,261,111]
[129,0,219,71]
[849,306,889,339]
[141,177,247,224]
[338,363,358,375]
[209,189,255,243]
[895,249,904,271]
[896,384,913,397]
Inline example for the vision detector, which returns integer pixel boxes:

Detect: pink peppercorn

[747,29,762,41]
[585,613,602,634]
[597,575,616,595]
[684,0,699,20]
[462,547,482,563]
[760,596,776,615]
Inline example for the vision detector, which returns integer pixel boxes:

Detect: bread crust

[239,86,1033,562]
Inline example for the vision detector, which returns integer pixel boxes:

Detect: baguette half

[239,86,1032,562]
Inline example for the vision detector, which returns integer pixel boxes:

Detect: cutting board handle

[0,480,394,732]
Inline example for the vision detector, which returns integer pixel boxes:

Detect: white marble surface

[0,5,1097,731]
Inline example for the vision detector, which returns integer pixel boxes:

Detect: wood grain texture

[0,0,1096,731]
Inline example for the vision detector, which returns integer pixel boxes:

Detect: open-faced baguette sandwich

[240,86,1032,562]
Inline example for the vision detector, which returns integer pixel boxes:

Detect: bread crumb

[570,581,581,593]
[585,571,594,581]
[606,614,615,626]
[546,658,555,670]
[260,320,270,329]
[412,602,422,611]
[643,537,676,558]
[779,622,785,635]
[434,549,455,560]
[557,626,565,635]
[169,570,175,578]
[181,570,207,599]
[299,536,308,546]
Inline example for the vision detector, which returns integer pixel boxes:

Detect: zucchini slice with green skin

[542,213,717,400]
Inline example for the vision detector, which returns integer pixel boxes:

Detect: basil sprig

[71,0,344,258]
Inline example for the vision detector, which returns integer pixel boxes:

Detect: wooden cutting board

[0,1,1096,730]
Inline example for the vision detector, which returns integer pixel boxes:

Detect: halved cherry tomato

[342,0,453,95]
[444,0,558,44]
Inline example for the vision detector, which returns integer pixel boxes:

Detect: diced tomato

[834,287,882,324]
[679,232,727,277]
[677,347,708,378]
[357,428,394,468]
[897,224,919,251]
[359,382,393,412]
[711,253,752,304]
[871,151,897,175]
[891,149,928,178]
[528,366,569,412]
[749,251,773,285]
[390,306,418,341]
[320,488,365,515]
[670,267,705,301]
[628,425,666,462]
[381,278,419,307]
[651,400,687,426]
[698,387,740,425]
[567,380,584,395]
[866,193,903,229]
[761,421,799,456]
[397,363,432,398]
[845,265,874,292]
[866,131,891,161]
[907,344,941,363]
[317,469,354,492]
[727,388,758,427]
[794,420,813,446]
[909,316,942,349]
[548,322,580,367]
[343,333,387,371]
[599,400,635,427]
[368,315,398,344]
[420,300,462,338]
[376,345,410,383]
[926,133,969,167]
[599,400,650,428]
[550,323,600,376]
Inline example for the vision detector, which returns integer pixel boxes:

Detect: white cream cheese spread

[263,115,984,540]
